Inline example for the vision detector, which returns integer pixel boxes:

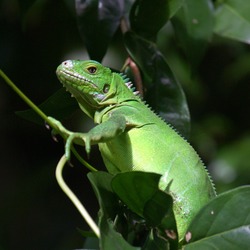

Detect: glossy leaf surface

[130,0,184,39]
[88,171,140,249]
[76,0,125,61]
[172,0,214,69]
[183,186,250,249]
[16,88,78,125]
[214,0,250,44]
[111,172,173,226]
[124,31,190,138]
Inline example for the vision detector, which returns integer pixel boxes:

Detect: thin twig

[55,155,100,238]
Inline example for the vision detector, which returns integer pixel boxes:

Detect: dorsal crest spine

[119,73,140,96]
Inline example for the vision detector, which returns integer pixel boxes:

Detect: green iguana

[49,59,216,240]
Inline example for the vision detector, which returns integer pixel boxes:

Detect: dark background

[1,0,250,249]
[0,1,101,249]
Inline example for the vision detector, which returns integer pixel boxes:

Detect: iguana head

[56,60,136,118]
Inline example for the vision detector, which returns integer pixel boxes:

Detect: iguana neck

[79,72,141,120]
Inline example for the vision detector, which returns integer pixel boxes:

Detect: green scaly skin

[50,60,216,240]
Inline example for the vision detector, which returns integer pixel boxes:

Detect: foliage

[183,186,250,249]
[1,0,250,249]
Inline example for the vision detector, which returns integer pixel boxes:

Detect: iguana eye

[87,66,97,74]
[103,84,110,93]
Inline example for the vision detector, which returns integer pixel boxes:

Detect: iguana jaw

[56,60,108,110]
[57,68,98,97]
[58,68,98,89]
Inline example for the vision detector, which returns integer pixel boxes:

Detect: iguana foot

[65,133,91,160]
[47,116,73,138]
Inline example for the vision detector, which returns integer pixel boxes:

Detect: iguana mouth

[57,69,99,90]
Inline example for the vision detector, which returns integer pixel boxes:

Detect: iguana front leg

[48,115,127,160]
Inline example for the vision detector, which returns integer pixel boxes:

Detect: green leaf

[130,0,184,41]
[183,186,250,249]
[143,191,172,227]
[143,192,178,249]
[210,135,250,187]
[16,88,78,125]
[88,171,140,249]
[168,0,185,18]
[111,172,161,216]
[19,0,47,28]
[87,171,119,218]
[99,218,140,250]
[111,172,173,225]
[214,0,250,44]
[77,228,97,238]
[172,0,214,69]
[75,0,126,61]
[124,31,190,138]
[143,229,170,250]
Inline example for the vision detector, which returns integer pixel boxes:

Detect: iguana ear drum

[103,84,110,93]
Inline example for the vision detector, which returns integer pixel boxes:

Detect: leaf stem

[56,155,100,238]
[0,69,97,171]
[71,146,97,172]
